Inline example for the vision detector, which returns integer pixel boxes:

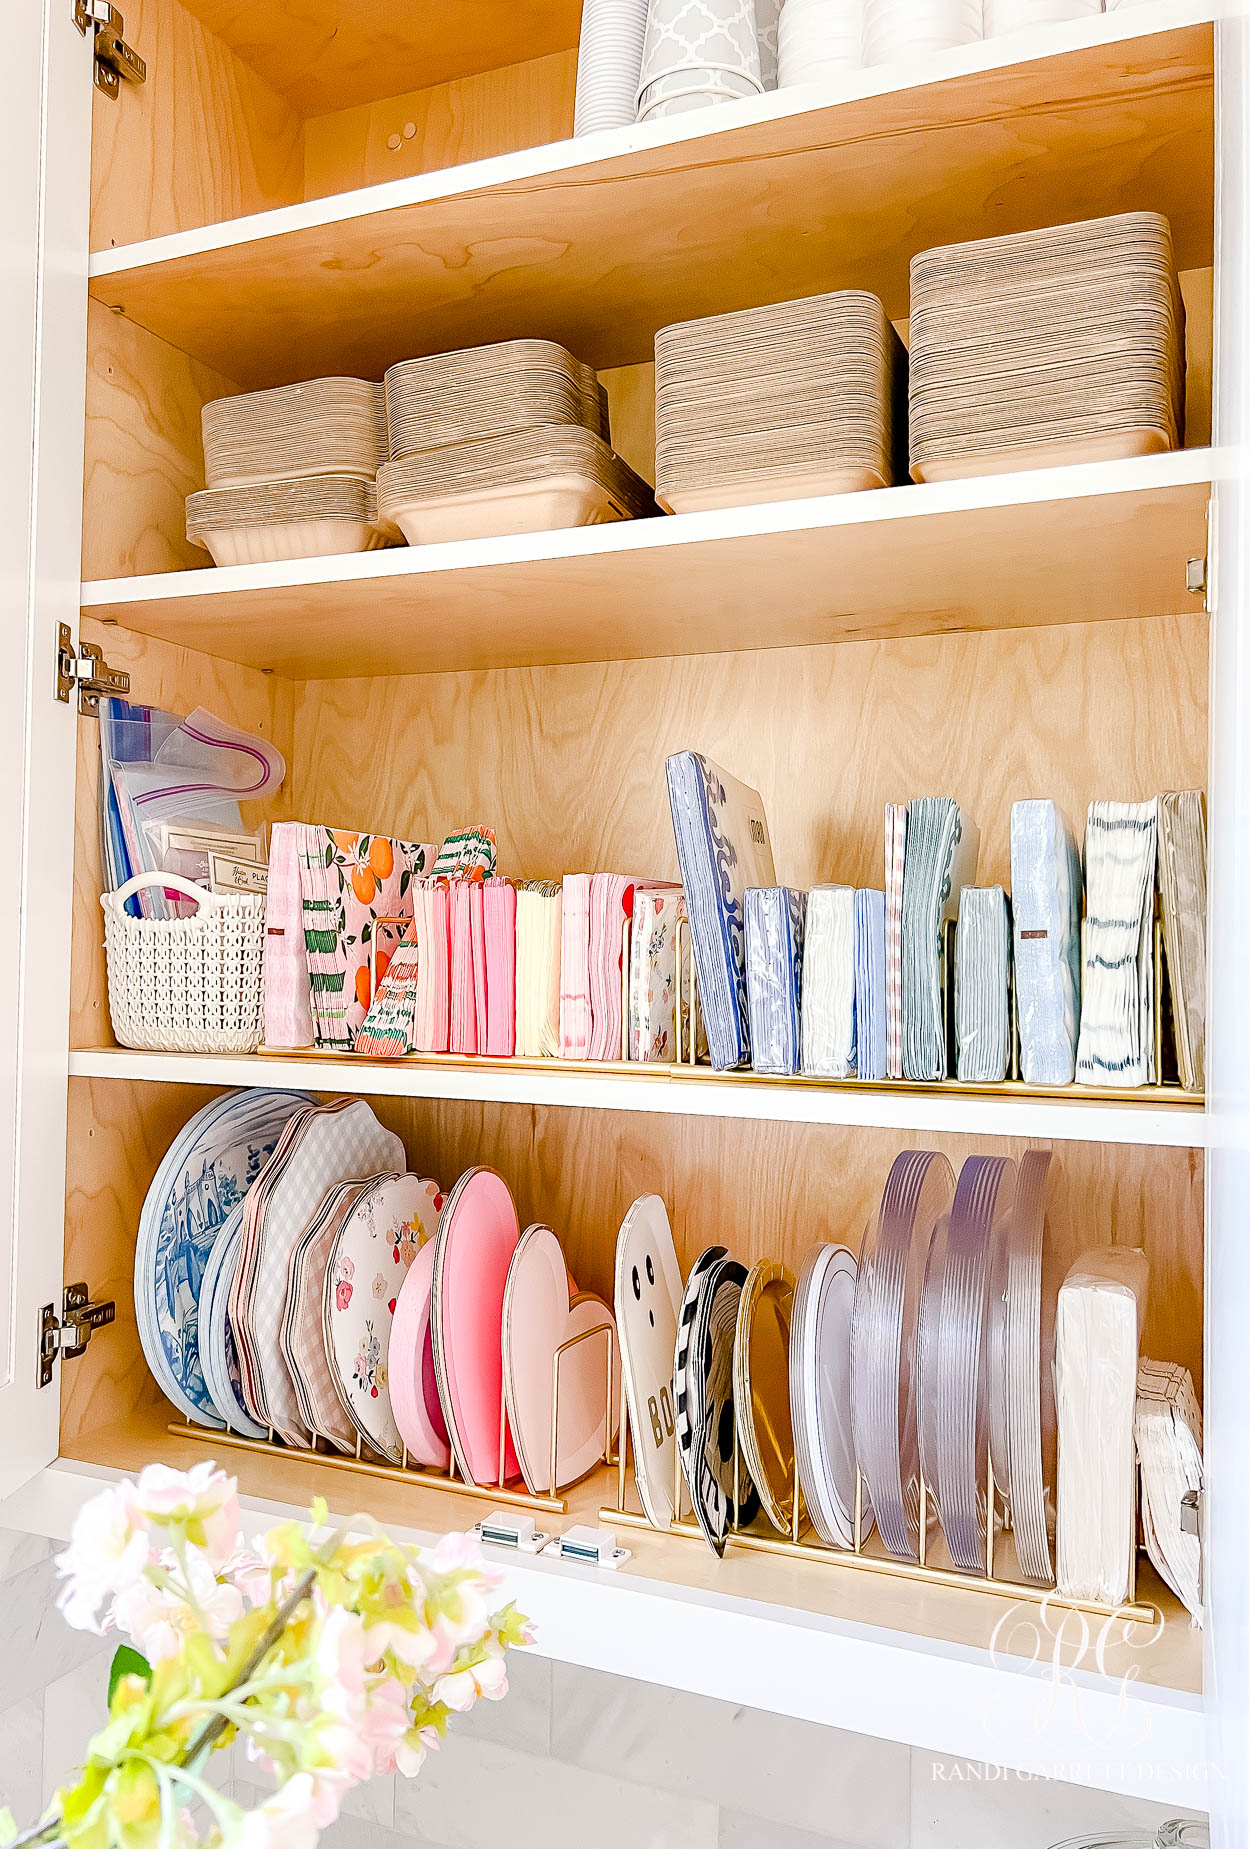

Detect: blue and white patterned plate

[135,1088,312,1424]
[197,1204,266,1439]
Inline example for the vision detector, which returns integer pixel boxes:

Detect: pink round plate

[391,1236,451,1469]
[431,1167,522,1485]
[502,1223,619,1495]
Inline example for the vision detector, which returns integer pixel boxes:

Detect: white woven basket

[101,872,266,1053]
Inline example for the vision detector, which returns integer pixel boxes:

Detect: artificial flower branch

[0,1464,529,1849]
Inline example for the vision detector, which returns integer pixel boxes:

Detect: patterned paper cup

[637,0,763,96]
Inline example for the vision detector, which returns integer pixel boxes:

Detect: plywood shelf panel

[87,10,1215,386]
[80,451,1213,677]
[66,1047,1207,1147]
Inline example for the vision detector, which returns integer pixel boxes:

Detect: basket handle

[101,872,229,915]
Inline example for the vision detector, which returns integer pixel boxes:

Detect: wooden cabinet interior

[66,0,1216,1727]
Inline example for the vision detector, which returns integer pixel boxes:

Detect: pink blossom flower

[431,1669,477,1712]
[237,1775,322,1849]
[113,1547,244,1660]
[55,1481,149,1632]
[132,1462,241,1566]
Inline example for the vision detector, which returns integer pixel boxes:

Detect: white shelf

[85,5,1216,387]
[2,1457,1206,1807]
[80,451,1216,677]
[68,1047,1208,1148]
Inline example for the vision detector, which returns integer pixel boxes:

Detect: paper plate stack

[654,290,907,513]
[908,212,1185,482]
[190,378,393,567]
[378,340,655,545]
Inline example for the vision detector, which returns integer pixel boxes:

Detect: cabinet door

[0,0,92,1497]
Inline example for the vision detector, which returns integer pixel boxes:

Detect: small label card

[208,852,269,896]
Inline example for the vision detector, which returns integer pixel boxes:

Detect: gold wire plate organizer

[173,1319,618,1521]
[599,1356,1160,1627]
[254,909,1201,1108]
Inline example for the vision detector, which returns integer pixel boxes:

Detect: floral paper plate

[322,1173,443,1463]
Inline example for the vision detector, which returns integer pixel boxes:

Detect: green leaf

[108,1645,151,1706]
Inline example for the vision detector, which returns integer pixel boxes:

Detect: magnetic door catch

[39,1283,116,1388]
[56,623,130,716]
[73,0,146,98]
[1186,556,1207,598]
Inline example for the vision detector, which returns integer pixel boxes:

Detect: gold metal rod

[616,1387,631,1515]
[168,1422,568,1513]
[498,1375,508,1490]
[919,1476,927,1568]
[549,1322,614,1497]
[985,1447,995,1580]
[854,1469,863,1555]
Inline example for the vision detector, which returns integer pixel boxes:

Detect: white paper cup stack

[777,0,863,85]
[755,0,782,84]
[907,211,1185,483]
[863,0,982,64]
[984,0,1100,34]
[636,0,764,121]
[575,0,651,134]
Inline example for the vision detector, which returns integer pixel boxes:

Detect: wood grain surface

[90,0,304,250]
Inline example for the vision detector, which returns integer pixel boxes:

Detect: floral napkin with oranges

[297,825,434,1049]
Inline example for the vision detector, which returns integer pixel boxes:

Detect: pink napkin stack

[264,822,314,1049]
[413,879,451,1053]
[450,880,478,1055]
[484,878,517,1057]
[587,873,638,1060]
[560,874,593,1058]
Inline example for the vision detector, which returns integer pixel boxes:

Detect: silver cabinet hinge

[73,0,146,98]
[56,623,130,716]
[1186,556,1207,598]
[39,1283,116,1388]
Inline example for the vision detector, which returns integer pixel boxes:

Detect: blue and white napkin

[954,886,1010,1082]
[745,887,806,1076]
[1010,798,1082,1086]
[667,752,776,1069]
[900,798,980,1082]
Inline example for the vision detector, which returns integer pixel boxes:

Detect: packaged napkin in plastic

[484,876,516,1057]
[1076,799,1158,1087]
[1135,1356,1203,1622]
[560,873,593,1059]
[954,885,1010,1083]
[588,873,641,1061]
[900,798,980,1082]
[628,883,687,1061]
[264,822,314,1049]
[1158,790,1207,1093]
[1055,1245,1149,1605]
[801,884,856,1077]
[667,752,776,1069]
[745,886,806,1075]
[1010,798,1082,1086]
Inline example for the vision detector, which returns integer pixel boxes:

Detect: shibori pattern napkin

[900,797,980,1082]
[954,886,1011,1083]
[355,827,496,1057]
[667,751,776,1070]
[1075,798,1158,1087]
[1010,798,1082,1086]
[297,828,434,1049]
[801,885,856,1078]
[854,888,887,1082]
[1158,790,1207,1093]
[516,880,563,1057]
[745,886,807,1076]
[884,804,908,1078]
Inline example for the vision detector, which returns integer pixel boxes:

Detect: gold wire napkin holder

[599,1358,1158,1626]
[171,1318,618,1520]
